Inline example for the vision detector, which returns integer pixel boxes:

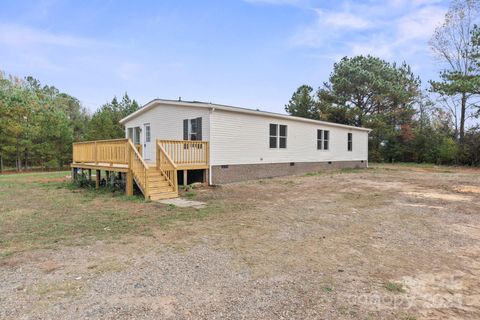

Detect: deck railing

[156,142,178,192]
[73,139,129,165]
[157,139,209,166]
[72,138,208,198]
[128,140,149,196]
[72,139,143,166]
[72,139,149,197]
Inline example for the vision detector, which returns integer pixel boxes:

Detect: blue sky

[0,0,450,113]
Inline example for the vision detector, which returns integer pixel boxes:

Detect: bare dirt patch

[403,191,473,202]
[1,164,480,319]
[454,185,480,194]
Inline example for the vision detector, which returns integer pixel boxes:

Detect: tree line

[1,0,479,171]
[285,0,480,165]
[0,73,139,172]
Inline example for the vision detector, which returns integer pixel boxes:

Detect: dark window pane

[317,140,322,150]
[270,124,277,136]
[317,130,322,140]
[348,141,352,151]
[324,140,329,150]
[190,133,198,141]
[348,133,352,141]
[196,117,202,140]
[279,125,287,137]
[324,130,329,140]
[270,137,277,148]
[190,118,197,132]
[183,119,189,140]
[279,137,287,148]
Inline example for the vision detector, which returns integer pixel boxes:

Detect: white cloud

[290,8,372,48]
[318,9,371,29]
[396,5,446,42]
[290,0,447,65]
[0,23,102,47]
[350,38,395,59]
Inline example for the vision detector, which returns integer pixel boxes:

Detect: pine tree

[285,85,318,119]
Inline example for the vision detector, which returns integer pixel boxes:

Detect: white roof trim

[119,99,372,132]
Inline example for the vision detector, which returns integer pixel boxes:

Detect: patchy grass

[384,281,406,293]
[304,167,365,177]
[372,162,458,173]
[156,200,227,228]
[87,258,130,275]
[29,280,84,298]
[183,190,197,199]
[2,164,480,319]
[282,180,297,186]
[304,171,321,177]
[0,171,226,258]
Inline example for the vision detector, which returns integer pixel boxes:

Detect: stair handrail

[128,139,149,196]
[156,140,178,192]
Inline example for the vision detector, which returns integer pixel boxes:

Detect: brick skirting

[211,160,368,184]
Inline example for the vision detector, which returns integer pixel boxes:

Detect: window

[145,124,151,143]
[127,128,133,140]
[269,124,277,148]
[183,118,202,141]
[190,118,198,140]
[317,129,329,150]
[269,124,287,149]
[348,133,353,151]
[134,127,141,145]
[279,125,287,148]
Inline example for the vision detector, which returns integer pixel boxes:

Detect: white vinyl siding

[123,104,210,161]
[121,101,369,167]
[210,109,368,166]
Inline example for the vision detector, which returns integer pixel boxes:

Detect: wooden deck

[71,139,209,200]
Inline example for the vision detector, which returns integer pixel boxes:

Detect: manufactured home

[71,99,370,200]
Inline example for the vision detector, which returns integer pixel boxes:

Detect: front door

[143,123,151,160]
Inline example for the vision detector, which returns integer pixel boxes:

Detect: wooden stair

[144,167,178,200]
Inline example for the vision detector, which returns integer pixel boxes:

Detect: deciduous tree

[429,0,480,141]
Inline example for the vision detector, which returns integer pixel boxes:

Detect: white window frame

[133,127,141,145]
[317,129,329,150]
[279,124,287,149]
[269,124,278,148]
[144,123,151,143]
[127,127,141,144]
[269,124,287,149]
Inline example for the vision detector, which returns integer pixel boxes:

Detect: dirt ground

[1,164,480,319]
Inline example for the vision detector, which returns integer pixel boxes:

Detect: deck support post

[203,169,209,186]
[95,170,101,189]
[72,168,77,181]
[183,170,188,188]
[126,170,133,196]
[88,169,92,182]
